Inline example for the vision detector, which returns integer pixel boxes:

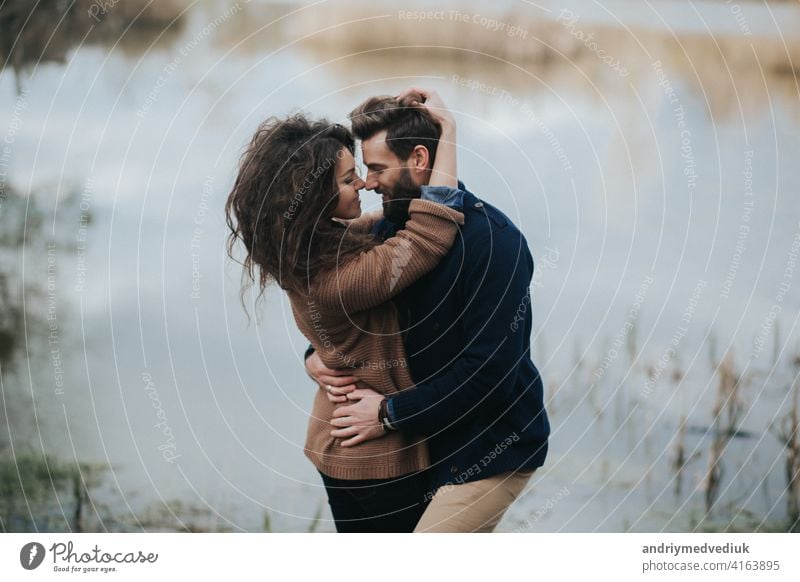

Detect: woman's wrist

[429,126,456,188]
[439,123,456,141]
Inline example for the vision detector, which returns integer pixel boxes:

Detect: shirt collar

[372,180,471,240]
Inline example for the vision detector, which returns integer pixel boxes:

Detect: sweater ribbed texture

[289,198,464,480]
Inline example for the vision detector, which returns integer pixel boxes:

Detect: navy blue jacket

[376,183,550,490]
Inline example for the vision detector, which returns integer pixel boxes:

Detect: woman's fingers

[318,378,355,403]
[396,87,453,129]
[328,384,356,395]
[398,87,440,106]
[327,368,359,377]
[318,375,358,387]
[397,86,428,102]
[306,352,359,383]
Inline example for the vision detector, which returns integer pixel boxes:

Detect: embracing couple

[225,88,550,532]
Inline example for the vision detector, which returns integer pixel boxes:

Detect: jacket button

[474,201,484,208]
[450,465,459,474]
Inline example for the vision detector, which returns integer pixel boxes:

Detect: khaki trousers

[414,469,536,533]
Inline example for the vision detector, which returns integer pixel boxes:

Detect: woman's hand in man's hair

[396,87,455,133]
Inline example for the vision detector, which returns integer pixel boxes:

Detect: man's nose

[364,174,380,191]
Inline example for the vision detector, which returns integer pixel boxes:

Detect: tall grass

[703,351,745,516]
[563,311,798,531]
[769,370,800,532]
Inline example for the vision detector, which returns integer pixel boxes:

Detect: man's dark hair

[349,93,442,167]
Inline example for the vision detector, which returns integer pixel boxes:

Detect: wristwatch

[379,398,397,432]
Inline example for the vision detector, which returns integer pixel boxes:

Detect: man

[306,88,550,532]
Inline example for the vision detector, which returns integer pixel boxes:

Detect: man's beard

[382,167,421,228]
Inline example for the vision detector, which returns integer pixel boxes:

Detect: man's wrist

[379,397,398,432]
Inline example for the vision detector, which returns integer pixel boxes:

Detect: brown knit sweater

[289,198,465,480]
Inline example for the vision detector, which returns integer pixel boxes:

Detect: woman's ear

[411,144,430,174]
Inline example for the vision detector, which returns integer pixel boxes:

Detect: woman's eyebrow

[338,166,355,178]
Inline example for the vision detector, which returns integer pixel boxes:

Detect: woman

[225,91,463,531]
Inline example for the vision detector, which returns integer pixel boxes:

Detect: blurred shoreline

[231,0,800,75]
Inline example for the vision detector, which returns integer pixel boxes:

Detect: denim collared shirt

[419,184,465,209]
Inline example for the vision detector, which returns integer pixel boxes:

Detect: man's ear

[410,145,430,175]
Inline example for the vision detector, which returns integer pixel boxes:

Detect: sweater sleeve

[313,189,465,313]
[387,226,535,434]
[340,209,383,234]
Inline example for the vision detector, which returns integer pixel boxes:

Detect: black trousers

[319,470,431,533]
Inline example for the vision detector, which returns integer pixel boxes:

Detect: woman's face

[330,149,365,220]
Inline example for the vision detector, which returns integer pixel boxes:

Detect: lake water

[1,0,798,531]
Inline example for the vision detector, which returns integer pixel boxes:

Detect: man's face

[361,130,422,226]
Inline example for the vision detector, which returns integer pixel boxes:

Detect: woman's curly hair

[225,114,378,317]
